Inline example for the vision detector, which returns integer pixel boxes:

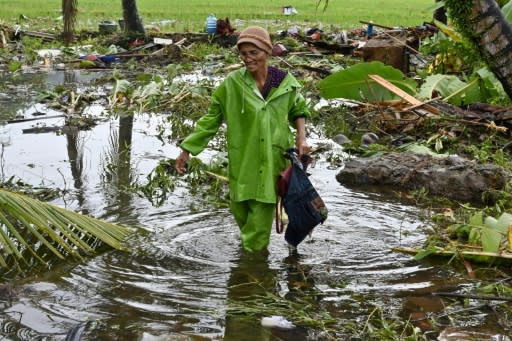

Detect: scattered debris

[282,6,298,16]
[261,315,295,329]
[216,17,236,35]
[98,20,118,34]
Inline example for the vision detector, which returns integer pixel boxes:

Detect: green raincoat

[180,67,311,204]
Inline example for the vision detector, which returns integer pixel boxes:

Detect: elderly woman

[175,26,311,252]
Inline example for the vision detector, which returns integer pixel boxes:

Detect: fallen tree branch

[7,115,65,124]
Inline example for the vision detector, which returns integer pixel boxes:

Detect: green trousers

[230,200,275,252]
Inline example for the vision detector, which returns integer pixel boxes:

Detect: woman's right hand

[175,150,190,175]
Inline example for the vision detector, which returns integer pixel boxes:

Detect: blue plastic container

[205,14,217,34]
[367,23,374,37]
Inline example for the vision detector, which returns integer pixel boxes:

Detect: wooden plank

[359,20,394,30]
[368,74,422,105]
[21,30,56,41]
[369,74,440,115]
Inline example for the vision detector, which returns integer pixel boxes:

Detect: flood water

[0,70,509,340]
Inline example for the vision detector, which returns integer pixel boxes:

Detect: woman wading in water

[175,26,311,252]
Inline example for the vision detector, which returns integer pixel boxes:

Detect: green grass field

[0,0,434,32]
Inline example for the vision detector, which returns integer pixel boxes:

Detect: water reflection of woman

[224,252,312,340]
[224,251,275,340]
[174,26,311,253]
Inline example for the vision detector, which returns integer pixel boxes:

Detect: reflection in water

[65,128,85,206]
[225,250,312,341]
[100,114,138,224]
[225,251,276,341]
[0,70,100,120]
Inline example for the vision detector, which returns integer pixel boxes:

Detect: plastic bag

[276,148,328,247]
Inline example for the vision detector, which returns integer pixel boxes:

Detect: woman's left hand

[296,138,311,156]
[294,117,311,156]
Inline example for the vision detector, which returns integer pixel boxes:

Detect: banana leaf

[0,189,132,273]
[317,61,417,103]
[418,74,481,106]
[503,0,512,23]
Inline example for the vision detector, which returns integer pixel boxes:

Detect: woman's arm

[295,117,311,156]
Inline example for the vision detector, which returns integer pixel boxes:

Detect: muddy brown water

[0,70,509,340]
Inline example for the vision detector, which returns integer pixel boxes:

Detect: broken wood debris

[368,74,440,115]
[0,30,6,48]
[0,24,57,41]
[359,20,394,31]
[8,115,65,124]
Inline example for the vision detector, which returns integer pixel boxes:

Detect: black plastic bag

[278,149,328,247]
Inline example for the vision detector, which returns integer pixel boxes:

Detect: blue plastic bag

[278,149,328,247]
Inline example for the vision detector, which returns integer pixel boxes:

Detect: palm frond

[0,189,132,273]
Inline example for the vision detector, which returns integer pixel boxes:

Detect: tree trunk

[448,0,512,98]
[121,0,145,35]
[62,0,77,44]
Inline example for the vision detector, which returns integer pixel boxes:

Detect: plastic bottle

[205,14,217,35]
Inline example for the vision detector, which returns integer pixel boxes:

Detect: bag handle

[285,148,313,172]
[275,198,285,234]
[275,148,313,234]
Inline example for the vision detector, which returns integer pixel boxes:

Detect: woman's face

[238,43,268,73]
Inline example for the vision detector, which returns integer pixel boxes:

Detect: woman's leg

[230,200,275,252]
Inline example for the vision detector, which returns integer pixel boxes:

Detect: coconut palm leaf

[0,189,132,273]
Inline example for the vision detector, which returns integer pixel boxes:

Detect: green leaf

[135,73,154,83]
[481,227,502,253]
[8,61,22,72]
[502,0,512,23]
[397,142,447,157]
[467,211,484,245]
[136,81,162,100]
[484,216,499,229]
[317,61,417,102]
[469,211,484,227]
[485,212,512,234]
[468,227,481,245]
[418,74,481,106]
[433,19,462,42]
[435,138,443,153]
[79,60,97,69]
[414,246,438,260]
[474,67,509,102]
[113,79,132,96]
[111,79,133,106]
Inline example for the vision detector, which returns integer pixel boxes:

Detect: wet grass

[1,0,434,32]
